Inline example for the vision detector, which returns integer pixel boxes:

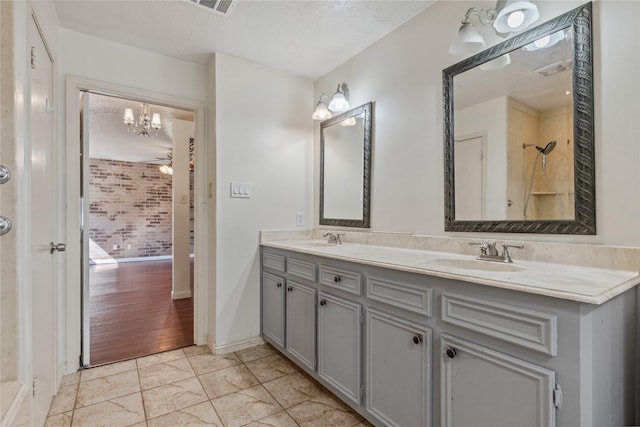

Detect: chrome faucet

[323,232,343,245]
[469,241,523,263]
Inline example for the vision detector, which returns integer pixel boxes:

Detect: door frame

[65,75,208,371]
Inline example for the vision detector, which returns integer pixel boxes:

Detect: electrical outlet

[112,244,118,250]
[296,212,305,227]
[127,244,132,249]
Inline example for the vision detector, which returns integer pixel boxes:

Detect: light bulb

[151,113,161,130]
[328,93,349,112]
[534,35,551,48]
[507,10,525,28]
[312,102,332,120]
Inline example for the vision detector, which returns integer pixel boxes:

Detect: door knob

[50,242,67,254]
[0,165,11,184]
[0,216,11,236]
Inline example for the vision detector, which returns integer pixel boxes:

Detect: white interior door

[29,13,58,424]
[454,135,484,220]
[81,92,91,366]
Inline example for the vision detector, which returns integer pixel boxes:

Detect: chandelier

[123,103,162,137]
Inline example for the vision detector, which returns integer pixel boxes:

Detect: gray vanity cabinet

[285,280,316,370]
[261,272,285,347]
[317,291,362,406]
[441,334,556,427]
[366,308,432,427]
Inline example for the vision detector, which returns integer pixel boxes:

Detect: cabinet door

[262,272,285,347]
[317,292,362,406]
[366,309,431,427]
[441,334,556,427]
[286,281,316,371]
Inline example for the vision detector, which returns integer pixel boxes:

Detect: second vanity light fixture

[449,0,540,56]
[312,82,350,120]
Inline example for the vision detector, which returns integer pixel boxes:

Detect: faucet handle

[335,233,344,245]
[501,243,523,263]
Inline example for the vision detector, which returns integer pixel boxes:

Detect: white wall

[314,0,640,247]
[213,53,313,347]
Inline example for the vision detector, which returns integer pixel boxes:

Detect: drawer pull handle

[276,282,282,288]
[446,347,457,359]
[334,276,341,283]
[412,334,423,345]
[287,286,293,292]
[319,299,327,306]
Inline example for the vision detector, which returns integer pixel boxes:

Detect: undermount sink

[296,241,339,248]
[429,258,525,273]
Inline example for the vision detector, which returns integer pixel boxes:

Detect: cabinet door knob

[446,347,457,359]
[412,334,423,345]
[334,276,341,283]
[276,282,282,288]
[319,299,327,306]
[287,286,293,292]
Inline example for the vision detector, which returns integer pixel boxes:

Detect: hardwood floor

[89,259,193,366]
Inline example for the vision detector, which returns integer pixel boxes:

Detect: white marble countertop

[261,239,640,305]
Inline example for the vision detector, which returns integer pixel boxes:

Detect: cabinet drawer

[441,293,557,356]
[263,252,286,272]
[319,265,362,295]
[288,258,316,282]
[366,276,432,317]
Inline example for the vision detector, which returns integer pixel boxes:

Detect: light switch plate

[296,212,305,226]
[230,182,251,198]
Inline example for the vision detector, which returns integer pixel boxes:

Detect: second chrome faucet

[469,241,523,263]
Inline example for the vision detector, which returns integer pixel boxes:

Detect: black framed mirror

[443,2,594,234]
[320,102,373,228]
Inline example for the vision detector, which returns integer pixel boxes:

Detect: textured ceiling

[88,93,194,163]
[53,0,433,79]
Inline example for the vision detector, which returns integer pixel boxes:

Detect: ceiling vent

[188,0,237,16]
[535,58,573,77]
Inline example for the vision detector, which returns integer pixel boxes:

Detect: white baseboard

[0,380,28,427]
[90,254,195,265]
[171,289,192,299]
[213,336,266,355]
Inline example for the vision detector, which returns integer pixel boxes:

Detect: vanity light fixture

[522,29,565,51]
[124,103,162,137]
[312,82,351,120]
[449,0,539,56]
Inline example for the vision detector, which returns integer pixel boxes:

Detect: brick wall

[89,158,193,261]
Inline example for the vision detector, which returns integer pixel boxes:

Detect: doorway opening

[81,91,196,366]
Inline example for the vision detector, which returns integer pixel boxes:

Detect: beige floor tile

[287,391,362,427]
[48,384,78,415]
[147,401,222,427]
[234,344,277,363]
[44,411,72,427]
[211,385,281,427]
[72,392,145,427]
[76,370,140,407]
[182,345,211,358]
[138,357,195,390]
[188,352,240,375]
[60,372,81,387]
[142,376,208,419]
[244,353,299,383]
[244,410,298,427]
[81,359,137,382]
[199,364,259,399]
[136,349,186,369]
[262,372,322,408]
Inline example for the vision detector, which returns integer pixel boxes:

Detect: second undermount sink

[428,258,525,273]
[296,241,340,248]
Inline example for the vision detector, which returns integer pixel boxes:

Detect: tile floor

[45,344,373,427]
